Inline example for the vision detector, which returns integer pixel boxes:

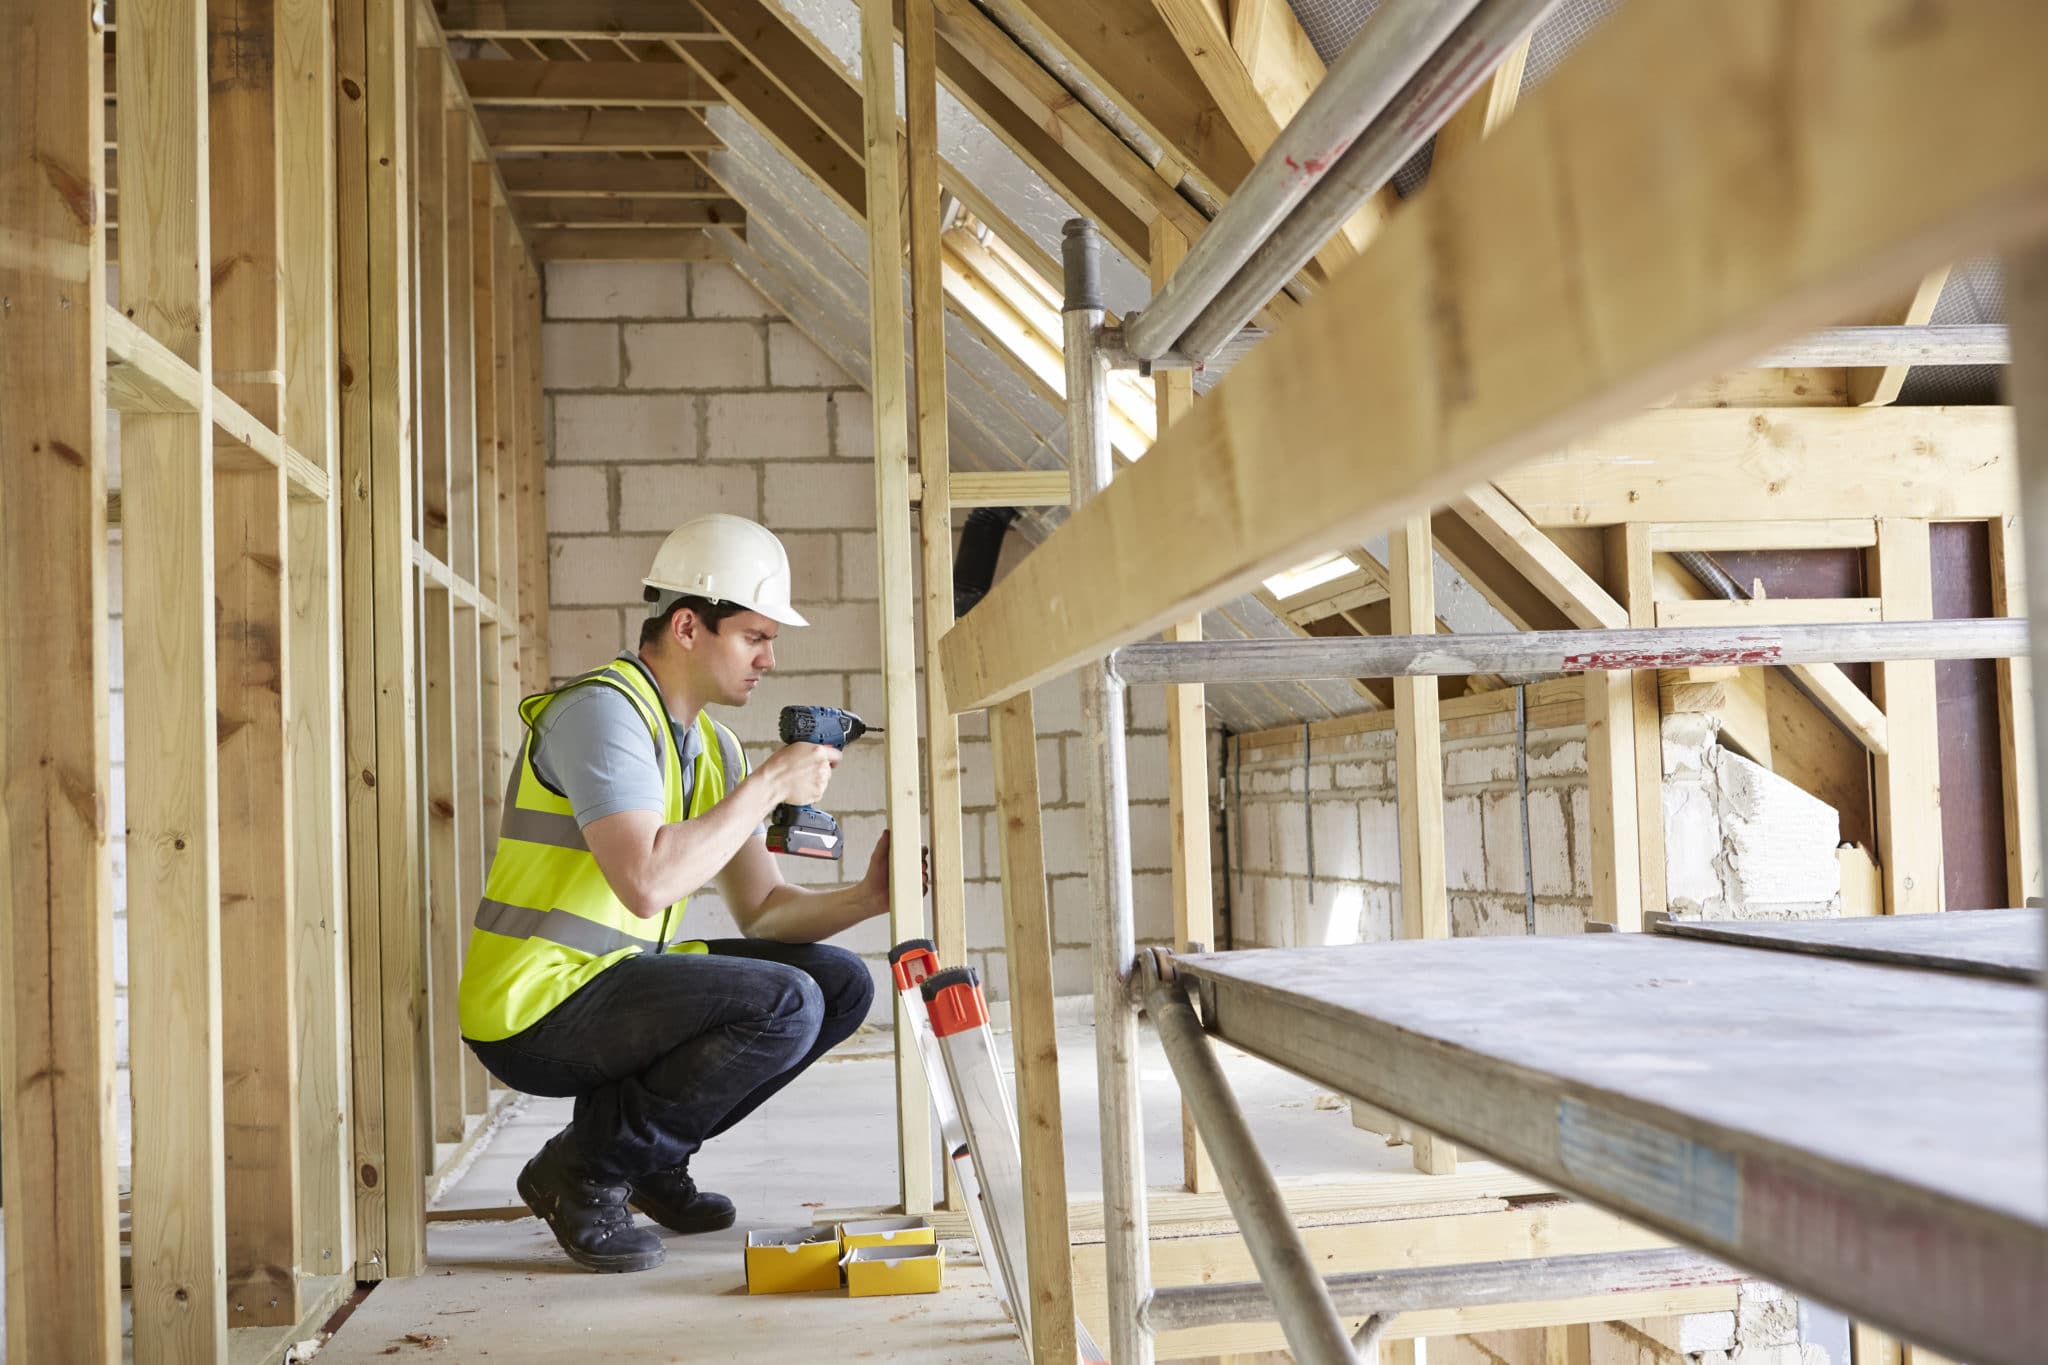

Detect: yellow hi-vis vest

[457,654,746,1042]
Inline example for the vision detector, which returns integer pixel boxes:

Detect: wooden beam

[0,0,122,1354]
[1002,0,1253,202]
[1846,266,1952,407]
[988,693,1081,1365]
[940,1,2048,713]
[498,157,724,197]
[456,59,720,106]
[494,212,525,793]
[1151,218,1217,1196]
[1148,0,1390,268]
[859,0,934,1216]
[478,108,721,151]
[907,0,969,1079]
[668,30,867,219]
[1453,486,1629,629]
[910,469,1071,507]
[338,0,428,1279]
[281,0,352,1283]
[1431,511,1574,633]
[527,228,727,260]
[1653,596,1884,629]
[1494,408,2018,528]
[516,196,745,228]
[1387,513,1455,1173]
[118,0,233,1350]
[1650,519,1879,552]
[929,0,1206,249]
[1989,513,2041,906]
[1783,661,1887,756]
[437,0,720,40]
[1872,518,1944,915]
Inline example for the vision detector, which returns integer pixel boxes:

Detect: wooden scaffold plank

[0,0,123,1355]
[859,0,934,1215]
[118,0,234,1351]
[938,1,2048,714]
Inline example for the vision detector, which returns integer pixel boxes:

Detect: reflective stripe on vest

[456,655,748,1042]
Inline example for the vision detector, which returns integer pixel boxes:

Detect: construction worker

[458,513,912,1273]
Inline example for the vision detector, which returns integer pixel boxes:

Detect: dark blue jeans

[468,939,873,1183]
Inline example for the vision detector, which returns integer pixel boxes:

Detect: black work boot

[516,1135,666,1273]
[628,1161,737,1235]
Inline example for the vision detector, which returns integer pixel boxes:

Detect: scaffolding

[926,2,2048,1362]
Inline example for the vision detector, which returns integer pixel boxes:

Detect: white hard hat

[642,514,809,627]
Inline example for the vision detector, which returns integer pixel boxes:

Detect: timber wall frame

[922,3,2048,1364]
[1,0,546,1359]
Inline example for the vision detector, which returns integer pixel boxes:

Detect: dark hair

[640,593,748,650]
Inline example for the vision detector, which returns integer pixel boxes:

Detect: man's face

[677,607,779,706]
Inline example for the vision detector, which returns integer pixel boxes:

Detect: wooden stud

[1387,514,1455,1173]
[447,121,481,585]
[424,580,466,1140]
[416,50,451,562]
[209,0,304,1282]
[906,0,969,1050]
[989,693,1081,1365]
[118,0,235,1350]
[0,0,123,1355]
[1582,664,1643,932]
[1988,513,2041,906]
[859,0,934,1217]
[495,208,524,782]
[1151,218,1218,1195]
[518,259,550,692]
[472,163,505,866]
[939,3,2048,712]
[338,0,428,1278]
[280,0,353,1282]
[1872,518,1945,915]
[1612,525,1665,922]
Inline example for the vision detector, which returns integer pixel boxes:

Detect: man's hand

[858,831,932,917]
[755,741,841,807]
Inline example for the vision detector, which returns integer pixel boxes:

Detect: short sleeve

[531,686,667,827]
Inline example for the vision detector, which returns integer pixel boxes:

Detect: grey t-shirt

[531,667,753,830]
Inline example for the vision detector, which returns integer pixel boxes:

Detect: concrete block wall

[1226,719,1597,947]
[541,259,1180,1022]
[1662,713,1843,918]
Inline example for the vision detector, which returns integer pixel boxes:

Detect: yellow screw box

[843,1243,945,1298]
[744,1227,843,1295]
[836,1216,935,1253]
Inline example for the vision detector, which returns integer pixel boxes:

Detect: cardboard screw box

[836,1216,936,1253]
[744,1226,843,1295]
[843,1243,945,1298]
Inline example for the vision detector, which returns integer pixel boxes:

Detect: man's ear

[670,607,698,651]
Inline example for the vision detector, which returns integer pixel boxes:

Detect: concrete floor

[315,1014,1413,1363]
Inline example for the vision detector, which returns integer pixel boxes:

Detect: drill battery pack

[766,802,843,860]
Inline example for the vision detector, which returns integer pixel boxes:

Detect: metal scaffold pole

[1063,218,1155,1365]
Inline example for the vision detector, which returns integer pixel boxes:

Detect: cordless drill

[764,705,878,860]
